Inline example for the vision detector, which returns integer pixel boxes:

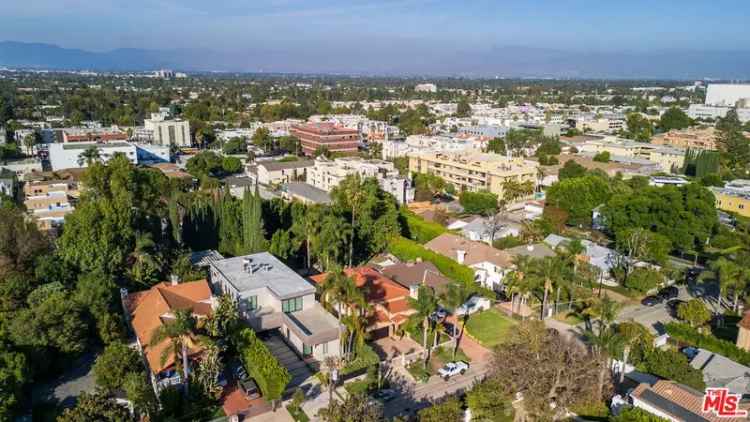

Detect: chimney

[169,274,179,286]
[456,250,466,264]
[409,285,419,299]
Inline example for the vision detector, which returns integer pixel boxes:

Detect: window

[321,342,328,354]
[282,297,303,313]
[303,344,312,357]
[245,295,258,311]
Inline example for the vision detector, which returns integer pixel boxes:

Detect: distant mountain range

[1,40,749,80]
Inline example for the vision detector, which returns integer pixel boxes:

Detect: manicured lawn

[464,308,516,347]
[433,344,471,364]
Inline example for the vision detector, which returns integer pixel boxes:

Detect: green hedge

[341,344,380,375]
[665,322,750,366]
[387,236,475,284]
[400,209,447,244]
[233,328,291,401]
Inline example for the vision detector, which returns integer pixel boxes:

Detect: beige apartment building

[408,152,538,200]
[578,136,685,173]
[23,180,78,231]
[651,127,718,151]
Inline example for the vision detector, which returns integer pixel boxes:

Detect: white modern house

[209,253,341,363]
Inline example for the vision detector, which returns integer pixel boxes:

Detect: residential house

[458,216,521,244]
[123,279,214,393]
[377,260,452,297]
[424,233,513,290]
[738,311,750,352]
[504,243,557,260]
[210,253,341,363]
[0,169,14,197]
[630,380,748,422]
[245,159,314,186]
[689,348,750,397]
[544,234,620,285]
[280,182,332,205]
[309,266,416,341]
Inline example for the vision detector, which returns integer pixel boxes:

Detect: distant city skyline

[2,0,750,78]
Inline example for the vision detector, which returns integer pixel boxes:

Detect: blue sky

[2,0,749,53]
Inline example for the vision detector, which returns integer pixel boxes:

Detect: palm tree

[527,256,564,319]
[440,282,473,360]
[409,285,438,368]
[319,269,352,357]
[317,214,351,271]
[506,255,535,317]
[710,257,748,312]
[129,232,161,285]
[616,321,654,383]
[148,309,199,395]
[292,205,322,271]
[77,145,101,166]
[581,294,621,333]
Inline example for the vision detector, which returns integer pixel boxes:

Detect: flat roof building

[290,122,359,157]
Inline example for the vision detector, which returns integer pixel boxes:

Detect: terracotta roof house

[424,233,512,290]
[630,380,749,422]
[378,260,451,296]
[309,266,416,340]
[123,279,214,392]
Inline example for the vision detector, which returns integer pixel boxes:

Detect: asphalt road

[382,360,491,419]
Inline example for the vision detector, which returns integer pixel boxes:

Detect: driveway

[371,336,423,361]
[260,331,314,392]
[31,348,99,408]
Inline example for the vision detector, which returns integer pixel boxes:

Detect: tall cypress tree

[218,189,242,256]
[242,184,266,254]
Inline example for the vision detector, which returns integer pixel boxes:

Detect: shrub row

[399,209,447,244]
[665,322,750,366]
[233,328,291,402]
[387,236,475,284]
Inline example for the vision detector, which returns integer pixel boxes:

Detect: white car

[455,295,491,316]
[438,361,469,380]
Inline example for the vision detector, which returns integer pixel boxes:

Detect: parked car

[667,299,686,316]
[455,296,491,316]
[371,388,398,402]
[641,295,663,306]
[240,377,261,399]
[657,286,679,301]
[438,361,469,380]
[681,346,699,360]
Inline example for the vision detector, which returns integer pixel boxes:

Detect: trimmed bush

[399,209,447,244]
[665,322,750,366]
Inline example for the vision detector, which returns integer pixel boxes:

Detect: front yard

[464,308,516,347]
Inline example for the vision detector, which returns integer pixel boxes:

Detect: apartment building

[307,156,414,204]
[48,141,168,170]
[408,151,538,201]
[577,136,685,173]
[381,135,477,159]
[414,83,437,93]
[290,122,359,156]
[651,127,718,150]
[209,253,341,363]
[711,180,750,218]
[144,113,192,147]
[245,159,314,186]
[687,104,750,123]
[23,179,78,231]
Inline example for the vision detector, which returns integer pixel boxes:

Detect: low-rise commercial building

[687,104,750,122]
[0,158,43,179]
[381,135,478,159]
[308,157,414,204]
[290,122,359,156]
[62,127,128,143]
[48,141,168,170]
[409,151,538,201]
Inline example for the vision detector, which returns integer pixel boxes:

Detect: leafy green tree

[0,345,27,421]
[459,191,498,214]
[269,229,298,263]
[93,341,142,392]
[677,299,711,328]
[486,137,506,155]
[418,396,463,422]
[642,348,705,390]
[128,232,162,286]
[546,175,611,226]
[715,109,750,175]
[0,207,49,273]
[186,151,223,178]
[659,107,691,131]
[413,173,447,201]
[625,113,653,142]
[319,392,383,422]
[466,379,513,422]
[222,137,247,155]
[9,288,88,354]
[456,98,471,117]
[622,267,663,293]
[593,151,610,163]
[221,156,242,173]
[122,371,157,417]
[709,257,748,312]
[58,392,134,422]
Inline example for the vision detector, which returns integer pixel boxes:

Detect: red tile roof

[310,267,410,304]
[125,280,213,375]
[632,380,749,422]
